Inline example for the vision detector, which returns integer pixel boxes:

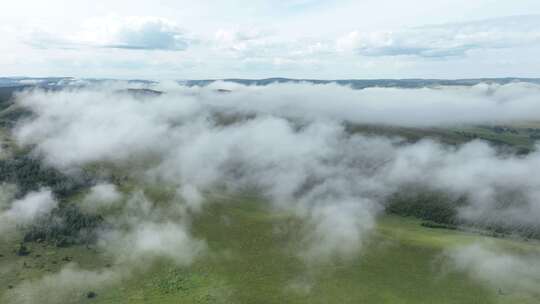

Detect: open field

[2,196,539,304]
[347,122,540,153]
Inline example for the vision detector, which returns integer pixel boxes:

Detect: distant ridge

[2,77,540,90]
[182,77,540,89]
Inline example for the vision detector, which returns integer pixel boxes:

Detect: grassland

[2,196,539,304]
[346,122,540,153]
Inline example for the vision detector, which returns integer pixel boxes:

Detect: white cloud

[6,264,122,304]
[198,81,540,127]
[81,16,189,50]
[107,221,206,264]
[5,189,57,224]
[11,81,540,262]
[25,16,190,51]
[97,191,206,266]
[0,188,57,234]
[447,244,540,295]
[80,183,122,213]
[338,15,540,58]
[383,139,540,230]
[215,28,270,46]
[3,2,540,77]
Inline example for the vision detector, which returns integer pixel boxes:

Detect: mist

[446,243,540,296]
[195,81,540,127]
[4,81,540,300]
[0,188,56,235]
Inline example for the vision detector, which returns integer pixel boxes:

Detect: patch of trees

[0,86,33,128]
[453,131,479,140]
[386,186,540,239]
[115,88,163,99]
[421,221,457,230]
[470,218,540,240]
[0,86,29,109]
[16,243,31,256]
[0,154,94,199]
[0,152,104,247]
[385,187,464,225]
[0,106,32,128]
[23,203,104,247]
[527,128,540,141]
[490,125,518,134]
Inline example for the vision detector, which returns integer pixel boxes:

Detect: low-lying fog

[2,81,540,302]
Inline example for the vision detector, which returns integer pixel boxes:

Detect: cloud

[101,221,206,265]
[5,189,57,223]
[5,264,122,304]
[299,198,379,263]
[85,16,189,50]
[11,84,394,261]
[212,27,286,60]
[211,27,331,70]
[446,243,540,296]
[25,16,190,51]
[215,28,270,46]
[338,15,540,58]
[80,183,122,214]
[4,189,205,303]
[383,139,540,232]
[0,188,57,234]
[11,81,540,263]
[14,86,201,169]
[197,81,540,127]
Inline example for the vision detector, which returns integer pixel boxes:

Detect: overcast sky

[2,0,540,79]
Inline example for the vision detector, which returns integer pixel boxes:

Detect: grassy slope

[2,197,539,304]
[347,122,540,152]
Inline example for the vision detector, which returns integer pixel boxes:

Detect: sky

[1,0,540,79]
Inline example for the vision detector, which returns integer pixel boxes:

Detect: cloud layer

[11,81,540,260]
[5,11,540,78]
[4,81,540,301]
[26,16,190,51]
[338,15,540,58]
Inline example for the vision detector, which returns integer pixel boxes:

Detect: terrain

[2,198,539,304]
[1,78,540,303]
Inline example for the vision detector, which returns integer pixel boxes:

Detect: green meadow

[2,196,539,304]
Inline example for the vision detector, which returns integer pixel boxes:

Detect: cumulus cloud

[83,16,189,50]
[338,15,540,57]
[25,16,190,51]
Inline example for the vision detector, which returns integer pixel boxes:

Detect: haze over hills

[3,76,540,88]
[1,78,540,303]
